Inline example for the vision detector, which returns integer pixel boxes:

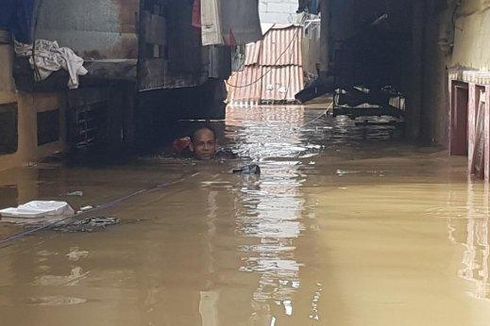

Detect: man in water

[189,127,218,160]
[173,127,234,160]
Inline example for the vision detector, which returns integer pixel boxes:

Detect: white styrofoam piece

[0,201,74,219]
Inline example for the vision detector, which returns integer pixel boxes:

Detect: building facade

[0,0,261,171]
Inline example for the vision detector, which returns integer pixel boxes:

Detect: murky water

[1,106,490,325]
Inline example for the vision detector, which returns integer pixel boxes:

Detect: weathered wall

[419,6,450,144]
[451,0,490,70]
[0,32,66,171]
[36,0,140,59]
[0,93,66,172]
[303,33,321,75]
[409,0,490,145]
[0,40,16,104]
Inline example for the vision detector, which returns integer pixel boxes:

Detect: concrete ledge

[449,67,490,85]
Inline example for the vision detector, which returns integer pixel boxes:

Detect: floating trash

[233,164,261,175]
[53,217,120,233]
[66,191,84,197]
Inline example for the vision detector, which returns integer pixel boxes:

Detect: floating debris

[79,205,93,212]
[233,164,261,175]
[53,217,120,233]
[66,191,84,197]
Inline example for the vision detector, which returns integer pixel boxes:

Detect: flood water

[1,106,490,325]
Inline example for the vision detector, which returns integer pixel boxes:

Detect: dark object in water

[295,77,335,103]
[233,164,261,175]
[53,216,120,233]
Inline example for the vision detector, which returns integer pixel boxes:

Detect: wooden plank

[485,87,490,181]
[471,95,485,179]
[468,83,476,172]
[450,82,469,156]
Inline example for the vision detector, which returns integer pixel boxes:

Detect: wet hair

[191,127,217,143]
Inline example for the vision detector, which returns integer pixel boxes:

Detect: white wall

[259,0,298,24]
[451,0,490,70]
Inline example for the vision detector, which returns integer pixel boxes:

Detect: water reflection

[447,180,490,299]
[4,104,490,324]
[226,106,312,322]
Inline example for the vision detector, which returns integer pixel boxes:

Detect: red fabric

[226,28,237,47]
[172,137,192,154]
[192,0,201,29]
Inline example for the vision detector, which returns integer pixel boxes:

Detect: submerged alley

[1,1,490,326]
[0,106,489,325]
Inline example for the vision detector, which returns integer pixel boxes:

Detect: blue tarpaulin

[310,0,320,15]
[298,0,320,15]
[0,0,36,43]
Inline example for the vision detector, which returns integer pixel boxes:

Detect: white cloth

[201,0,262,46]
[14,39,88,89]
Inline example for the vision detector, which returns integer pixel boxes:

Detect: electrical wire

[0,173,198,248]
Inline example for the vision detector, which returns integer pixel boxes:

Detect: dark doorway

[0,103,18,155]
[450,82,469,156]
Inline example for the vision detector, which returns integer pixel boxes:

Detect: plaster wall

[0,43,66,171]
[0,92,66,172]
[0,43,16,104]
[415,0,490,146]
[451,0,490,70]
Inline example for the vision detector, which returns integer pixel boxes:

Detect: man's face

[190,129,217,160]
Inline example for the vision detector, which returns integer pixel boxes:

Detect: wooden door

[450,82,469,156]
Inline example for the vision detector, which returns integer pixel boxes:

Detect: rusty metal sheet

[227,25,304,104]
[36,0,140,59]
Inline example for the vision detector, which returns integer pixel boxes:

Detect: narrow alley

[2,0,490,325]
[1,106,489,325]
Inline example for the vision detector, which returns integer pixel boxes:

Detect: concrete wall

[259,0,298,24]
[0,38,66,172]
[451,0,490,70]
[409,0,490,145]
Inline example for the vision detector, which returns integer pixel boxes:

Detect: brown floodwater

[0,106,490,325]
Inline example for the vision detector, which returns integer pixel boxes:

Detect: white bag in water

[0,201,75,219]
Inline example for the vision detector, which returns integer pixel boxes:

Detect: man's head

[190,127,217,160]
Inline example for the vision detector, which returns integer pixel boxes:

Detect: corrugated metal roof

[260,25,302,66]
[227,66,263,103]
[227,24,305,105]
[244,41,261,66]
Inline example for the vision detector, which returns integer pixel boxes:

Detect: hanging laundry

[192,0,201,29]
[14,39,88,89]
[201,0,262,46]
